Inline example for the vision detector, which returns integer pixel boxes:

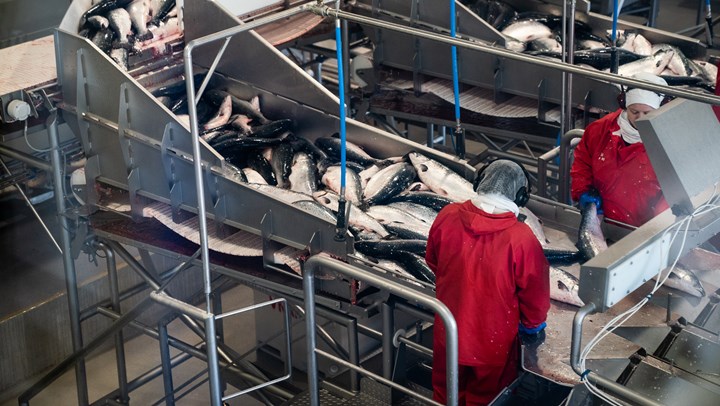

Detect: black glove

[519,322,547,347]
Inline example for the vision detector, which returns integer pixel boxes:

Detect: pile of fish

[76,0,180,70]
[461,0,717,92]
[179,81,590,306]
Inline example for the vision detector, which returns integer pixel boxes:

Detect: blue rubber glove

[519,321,546,335]
[579,189,603,215]
[519,322,547,346]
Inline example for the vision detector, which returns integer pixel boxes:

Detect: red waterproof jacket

[426,201,550,367]
[570,109,669,227]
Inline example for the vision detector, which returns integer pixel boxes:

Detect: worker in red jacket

[427,159,550,405]
[570,72,670,227]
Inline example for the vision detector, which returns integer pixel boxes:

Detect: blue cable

[611,0,619,45]
[450,1,461,127]
[335,16,347,190]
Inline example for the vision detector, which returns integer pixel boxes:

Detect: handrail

[558,128,585,204]
[303,254,459,406]
[570,303,664,406]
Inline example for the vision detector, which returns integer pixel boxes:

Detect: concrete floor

[1,0,719,404]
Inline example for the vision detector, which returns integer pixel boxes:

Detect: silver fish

[229,114,252,134]
[242,168,267,185]
[655,264,705,297]
[108,8,133,45]
[366,205,431,239]
[126,0,150,38]
[405,182,431,192]
[407,152,476,202]
[611,49,674,76]
[551,267,584,307]
[110,47,128,71]
[387,191,455,212]
[270,141,295,188]
[528,36,562,53]
[576,201,608,260]
[321,166,363,206]
[246,183,313,205]
[519,207,549,247]
[693,60,718,84]
[621,32,652,56]
[359,159,397,188]
[87,15,110,30]
[363,162,417,206]
[293,200,338,224]
[288,152,318,196]
[501,19,553,44]
[651,44,696,76]
[203,95,232,131]
[313,190,389,237]
[387,202,438,225]
[315,136,377,166]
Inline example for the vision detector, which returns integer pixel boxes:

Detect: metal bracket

[118,82,145,221]
[75,49,93,156]
[493,58,512,104]
[160,122,184,222]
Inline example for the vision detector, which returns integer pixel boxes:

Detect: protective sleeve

[514,235,550,330]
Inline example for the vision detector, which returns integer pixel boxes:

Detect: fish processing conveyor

[17,0,720,404]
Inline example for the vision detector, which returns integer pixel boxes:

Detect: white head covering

[472,160,528,216]
[625,72,668,109]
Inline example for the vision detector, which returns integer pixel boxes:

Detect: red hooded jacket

[426,200,550,367]
[570,109,669,227]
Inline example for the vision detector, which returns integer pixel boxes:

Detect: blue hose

[611,0,619,44]
[450,1,461,127]
[335,18,347,190]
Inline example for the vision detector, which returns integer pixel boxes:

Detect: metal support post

[382,302,395,380]
[48,111,89,405]
[93,241,129,404]
[159,317,176,406]
[347,318,360,393]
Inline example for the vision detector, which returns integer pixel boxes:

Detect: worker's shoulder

[508,220,544,246]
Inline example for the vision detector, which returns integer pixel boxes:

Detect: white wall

[216,0,279,15]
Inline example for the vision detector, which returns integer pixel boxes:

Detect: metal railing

[303,254,459,406]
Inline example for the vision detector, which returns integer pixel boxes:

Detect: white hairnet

[475,160,528,201]
[626,72,668,109]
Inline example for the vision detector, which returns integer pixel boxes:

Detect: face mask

[615,111,641,144]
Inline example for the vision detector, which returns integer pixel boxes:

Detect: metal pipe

[347,318,360,392]
[92,241,129,404]
[315,6,720,106]
[316,349,443,406]
[558,128,584,203]
[158,318,176,406]
[291,304,350,360]
[563,0,577,136]
[381,302,394,380]
[128,352,193,393]
[304,255,458,406]
[570,303,663,406]
[46,111,88,405]
[397,335,433,358]
[0,144,53,171]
